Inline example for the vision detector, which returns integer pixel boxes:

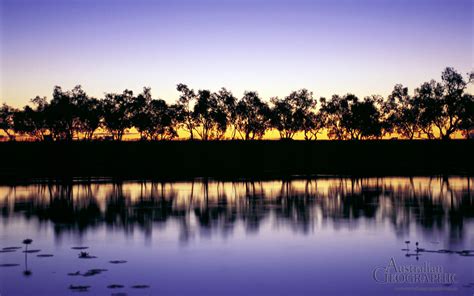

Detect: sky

[0,0,472,107]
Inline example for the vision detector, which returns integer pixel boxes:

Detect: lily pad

[2,247,22,250]
[37,254,54,257]
[0,263,20,267]
[23,249,41,253]
[79,255,97,259]
[107,284,124,289]
[437,249,454,253]
[71,247,89,250]
[83,269,107,277]
[109,260,127,264]
[131,285,150,289]
[68,285,90,292]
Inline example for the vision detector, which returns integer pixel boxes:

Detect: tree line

[0,67,473,141]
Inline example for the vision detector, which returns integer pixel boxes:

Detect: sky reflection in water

[0,177,473,295]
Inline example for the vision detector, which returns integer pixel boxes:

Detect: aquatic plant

[22,239,33,277]
[22,239,33,253]
[68,285,90,291]
[82,269,107,277]
[131,285,150,289]
[78,251,89,258]
[109,260,127,264]
[107,284,124,289]
[404,240,410,250]
[78,251,97,259]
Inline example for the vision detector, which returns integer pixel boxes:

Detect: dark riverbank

[0,140,473,183]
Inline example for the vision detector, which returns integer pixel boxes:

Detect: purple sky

[1,0,472,106]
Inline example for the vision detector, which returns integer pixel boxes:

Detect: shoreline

[0,174,473,186]
[0,140,473,183]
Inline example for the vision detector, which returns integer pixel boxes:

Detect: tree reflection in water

[0,177,472,245]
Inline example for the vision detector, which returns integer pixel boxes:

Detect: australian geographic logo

[373,258,456,284]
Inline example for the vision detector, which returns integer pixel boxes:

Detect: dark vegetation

[0,67,472,180]
[0,67,472,141]
[0,140,472,181]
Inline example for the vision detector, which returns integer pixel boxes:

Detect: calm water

[0,177,473,296]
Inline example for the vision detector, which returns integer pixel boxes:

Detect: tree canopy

[1,67,473,141]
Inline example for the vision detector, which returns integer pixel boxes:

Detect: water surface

[1,177,473,295]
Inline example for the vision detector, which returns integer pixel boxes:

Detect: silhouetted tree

[235,91,271,140]
[383,84,421,139]
[319,95,349,140]
[415,67,471,139]
[458,93,474,139]
[320,94,382,140]
[145,99,178,140]
[0,104,16,141]
[302,111,325,140]
[270,96,296,139]
[129,87,178,141]
[214,88,238,139]
[176,84,196,140]
[102,90,134,140]
[270,89,318,139]
[45,86,86,141]
[348,96,383,139]
[192,89,227,140]
[13,96,49,141]
[413,80,442,139]
[131,87,153,140]
[2,67,472,142]
[76,96,103,140]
